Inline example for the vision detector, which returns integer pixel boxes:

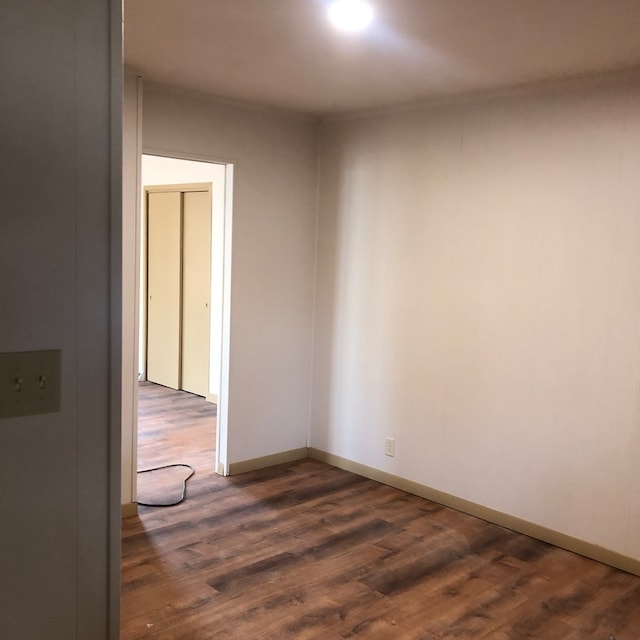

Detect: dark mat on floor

[136,464,195,507]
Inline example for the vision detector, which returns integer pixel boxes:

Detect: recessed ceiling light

[328,0,374,32]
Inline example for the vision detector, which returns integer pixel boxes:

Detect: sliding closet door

[146,191,182,389]
[181,191,211,396]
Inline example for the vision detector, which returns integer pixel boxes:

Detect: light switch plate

[0,350,61,419]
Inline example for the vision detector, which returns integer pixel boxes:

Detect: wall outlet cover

[385,436,395,457]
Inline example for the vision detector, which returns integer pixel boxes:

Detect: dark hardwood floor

[122,382,640,639]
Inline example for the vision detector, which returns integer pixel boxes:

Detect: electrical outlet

[0,350,62,419]
[385,436,395,457]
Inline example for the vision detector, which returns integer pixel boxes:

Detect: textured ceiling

[124,0,640,116]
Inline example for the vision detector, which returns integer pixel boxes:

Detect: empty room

[119,1,640,637]
[3,1,640,639]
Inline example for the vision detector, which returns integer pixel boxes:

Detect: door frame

[127,152,234,501]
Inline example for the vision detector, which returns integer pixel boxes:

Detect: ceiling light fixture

[328,0,374,32]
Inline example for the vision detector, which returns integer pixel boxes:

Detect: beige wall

[142,84,319,467]
[313,75,640,560]
[0,1,121,637]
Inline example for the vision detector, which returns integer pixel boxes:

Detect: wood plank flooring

[122,383,640,639]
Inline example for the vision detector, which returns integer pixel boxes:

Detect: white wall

[313,75,640,561]
[142,84,319,467]
[0,1,120,638]
[140,154,226,402]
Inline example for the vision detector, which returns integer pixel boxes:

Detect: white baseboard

[308,447,640,578]
[188,443,640,577]
[227,447,309,476]
[121,502,138,519]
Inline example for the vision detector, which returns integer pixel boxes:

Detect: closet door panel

[147,191,182,389]
[181,190,211,396]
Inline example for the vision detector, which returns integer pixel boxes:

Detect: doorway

[131,154,232,502]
